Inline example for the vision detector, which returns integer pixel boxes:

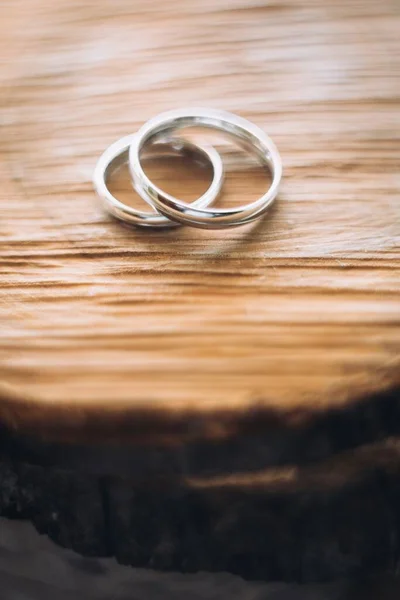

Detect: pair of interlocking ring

[93,108,282,230]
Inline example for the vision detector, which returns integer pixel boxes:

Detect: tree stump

[1,0,400,595]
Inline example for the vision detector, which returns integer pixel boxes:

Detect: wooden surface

[0,0,399,442]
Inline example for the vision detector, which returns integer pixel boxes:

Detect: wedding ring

[129,108,282,229]
[93,133,224,228]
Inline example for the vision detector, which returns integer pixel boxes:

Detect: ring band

[129,108,282,229]
[93,133,224,228]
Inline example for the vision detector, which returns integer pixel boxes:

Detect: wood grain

[0,0,399,442]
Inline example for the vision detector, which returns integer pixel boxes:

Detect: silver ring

[93,133,224,228]
[129,108,282,229]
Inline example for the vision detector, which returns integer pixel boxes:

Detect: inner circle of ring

[93,133,225,228]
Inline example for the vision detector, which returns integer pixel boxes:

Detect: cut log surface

[0,0,400,586]
[0,0,399,443]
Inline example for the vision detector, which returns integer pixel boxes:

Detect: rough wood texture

[3,519,400,600]
[3,438,400,582]
[0,0,399,443]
